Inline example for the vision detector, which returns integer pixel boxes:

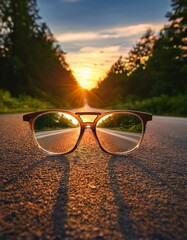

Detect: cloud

[67,45,125,65]
[56,23,163,42]
[56,22,164,88]
[57,32,99,42]
[66,45,130,87]
[80,45,121,53]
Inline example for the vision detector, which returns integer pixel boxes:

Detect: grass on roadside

[0,89,55,113]
[106,95,187,117]
[1,88,187,117]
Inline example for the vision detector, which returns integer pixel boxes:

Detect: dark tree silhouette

[0,0,83,108]
[87,0,187,110]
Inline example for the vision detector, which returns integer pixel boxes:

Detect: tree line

[35,113,78,131]
[87,0,187,113]
[0,0,84,108]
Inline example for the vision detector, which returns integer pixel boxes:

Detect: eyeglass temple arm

[142,113,152,135]
[23,113,34,122]
[23,111,47,122]
[134,111,152,122]
[145,114,152,122]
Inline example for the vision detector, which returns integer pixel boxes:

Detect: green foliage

[34,113,78,131]
[87,0,187,116]
[98,113,142,133]
[0,0,83,109]
[124,29,156,74]
[0,89,54,112]
[108,95,187,117]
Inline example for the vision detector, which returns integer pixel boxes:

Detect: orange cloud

[66,45,129,89]
[55,23,165,89]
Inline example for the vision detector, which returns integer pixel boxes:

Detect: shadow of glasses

[108,156,138,240]
[1,155,70,239]
[108,154,184,240]
[1,156,50,190]
[51,156,70,239]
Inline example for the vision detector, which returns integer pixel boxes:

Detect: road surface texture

[35,129,80,154]
[0,109,187,239]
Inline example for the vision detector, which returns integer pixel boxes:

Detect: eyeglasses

[23,110,152,155]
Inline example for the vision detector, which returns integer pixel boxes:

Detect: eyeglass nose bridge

[75,121,101,149]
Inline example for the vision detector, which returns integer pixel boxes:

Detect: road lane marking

[97,128,140,143]
[36,129,78,139]
[105,129,141,138]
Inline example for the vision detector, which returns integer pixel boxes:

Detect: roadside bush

[0,89,54,113]
[109,95,187,117]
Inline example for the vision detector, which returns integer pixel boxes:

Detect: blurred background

[0,0,186,115]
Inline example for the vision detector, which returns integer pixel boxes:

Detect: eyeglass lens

[34,112,81,154]
[96,113,143,154]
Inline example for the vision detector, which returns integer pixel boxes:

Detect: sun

[73,67,95,90]
[79,80,89,89]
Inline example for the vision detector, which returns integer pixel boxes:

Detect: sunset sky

[38,0,171,89]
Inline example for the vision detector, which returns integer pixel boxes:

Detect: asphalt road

[0,109,187,240]
[36,129,80,154]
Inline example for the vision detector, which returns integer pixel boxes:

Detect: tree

[146,0,187,96]
[88,0,187,108]
[0,0,83,108]
[166,0,187,60]
[87,30,156,106]
[124,29,156,75]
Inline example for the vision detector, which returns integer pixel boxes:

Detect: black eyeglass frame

[23,110,152,155]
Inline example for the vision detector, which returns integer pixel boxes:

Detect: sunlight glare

[80,80,89,89]
[73,67,98,90]
[64,113,79,125]
[59,113,79,125]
